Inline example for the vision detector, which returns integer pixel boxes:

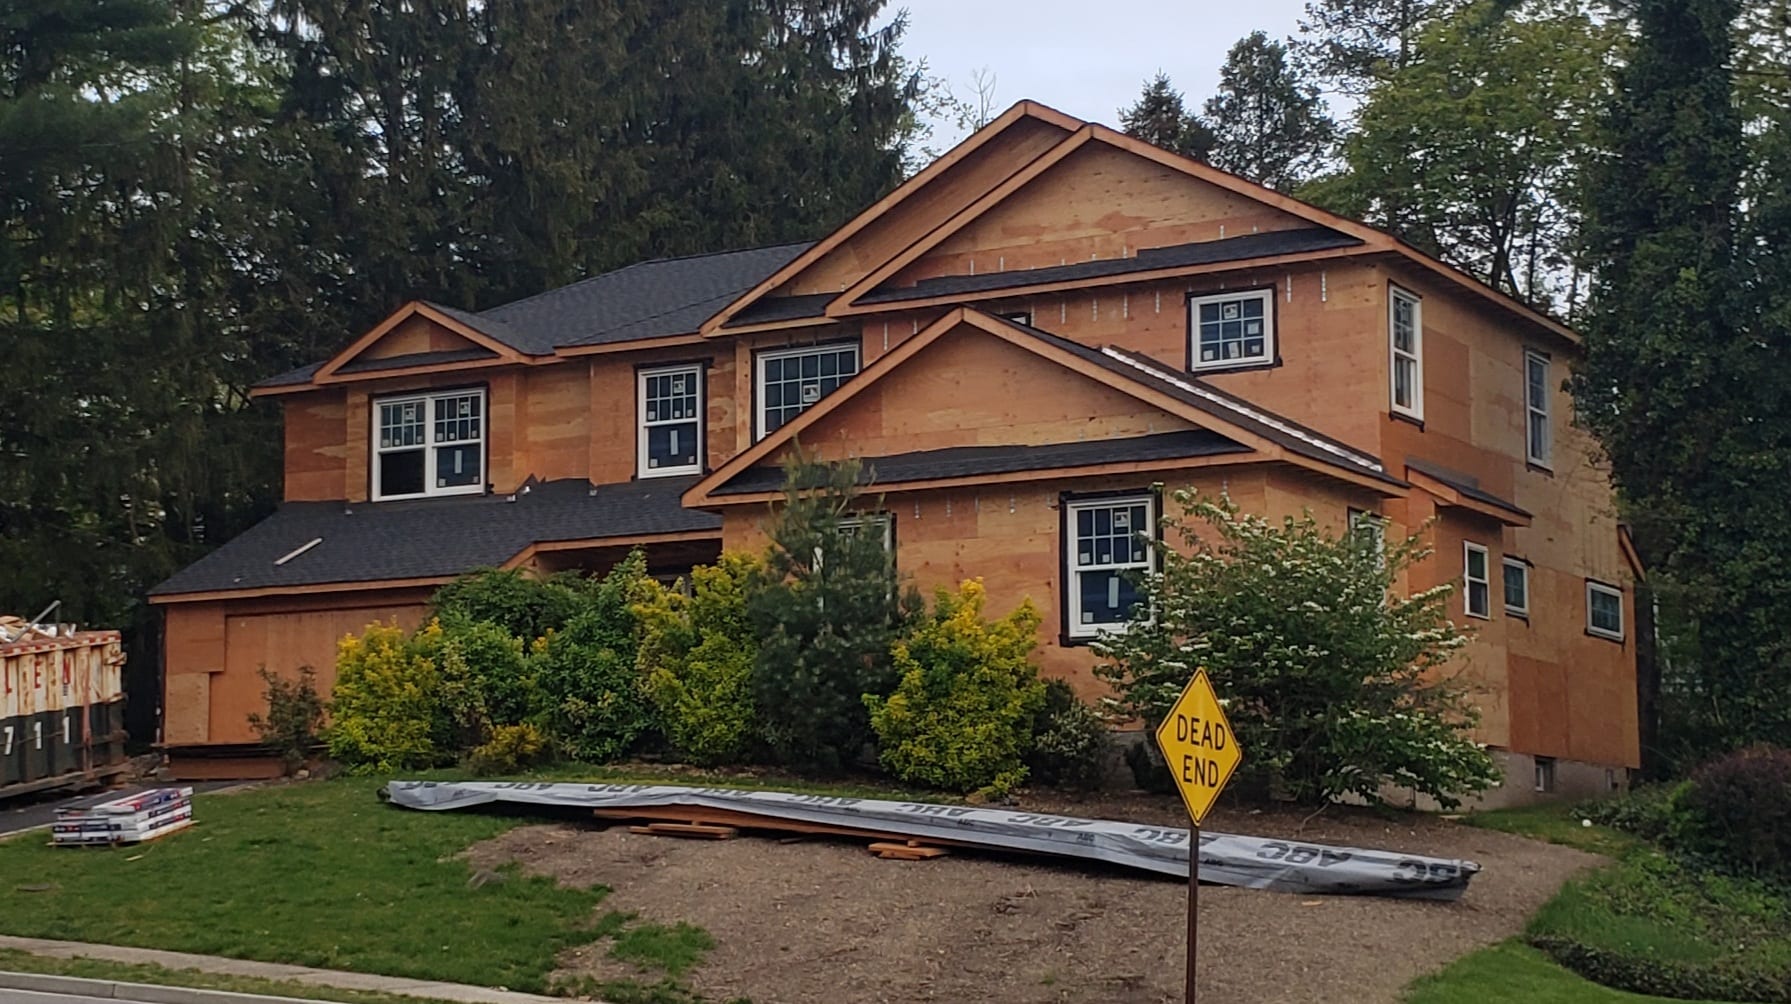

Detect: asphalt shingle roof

[713,429,1248,496]
[1405,458,1531,517]
[150,477,717,596]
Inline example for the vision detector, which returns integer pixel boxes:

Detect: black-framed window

[1189,288,1275,371]
[372,387,484,500]
[755,342,860,439]
[1064,492,1155,639]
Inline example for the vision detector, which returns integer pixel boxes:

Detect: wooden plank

[869,841,949,861]
[629,822,738,840]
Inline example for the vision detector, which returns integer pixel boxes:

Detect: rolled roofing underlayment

[383,780,1480,901]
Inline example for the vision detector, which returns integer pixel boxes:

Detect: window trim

[637,363,705,479]
[1586,580,1625,641]
[1186,287,1278,373]
[1502,557,1530,619]
[1463,541,1491,619]
[1389,285,1424,421]
[370,386,487,502]
[1061,490,1159,642]
[1348,508,1388,566]
[1524,348,1553,470]
[1534,756,1556,793]
[753,340,862,442]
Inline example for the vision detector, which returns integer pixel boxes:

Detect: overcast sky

[892,0,1314,146]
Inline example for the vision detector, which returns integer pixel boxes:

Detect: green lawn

[0,778,604,993]
[1406,942,1739,1004]
[0,948,459,1004]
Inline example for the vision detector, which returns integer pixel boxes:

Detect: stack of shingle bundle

[52,787,194,846]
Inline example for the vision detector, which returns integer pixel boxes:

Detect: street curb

[0,970,328,1003]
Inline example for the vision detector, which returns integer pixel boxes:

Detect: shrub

[750,449,922,772]
[866,579,1047,797]
[247,666,325,774]
[424,617,536,750]
[1672,745,1791,882]
[532,552,657,762]
[1577,783,1686,844]
[1094,489,1500,809]
[326,622,445,772]
[431,568,592,642]
[1530,936,1791,1002]
[636,553,761,766]
[1027,679,1112,791]
[466,723,549,776]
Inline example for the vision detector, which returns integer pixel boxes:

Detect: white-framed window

[1065,493,1156,639]
[1587,581,1625,641]
[839,513,894,552]
[1390,286,1423,420]
[756,342,860,439]
[638,364,703,477]
[1188,288,1275,370]
[1463,541,1491,619]
[1348,508,1387,566]
[1525,349,1552,468]
[372,387,484,500]
[1503,558,1530,618]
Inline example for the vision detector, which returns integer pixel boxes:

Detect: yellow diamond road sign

[1154,669,1243,826]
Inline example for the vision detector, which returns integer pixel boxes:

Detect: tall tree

[1573,0,1791,765]
[1202,32,1338,190]
[1307,0,1612,312]
[1119,72,1215,160]
[1297,0,1465,96]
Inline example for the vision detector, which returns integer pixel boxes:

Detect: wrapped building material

[53,787,194,846]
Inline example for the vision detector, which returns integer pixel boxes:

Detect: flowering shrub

[1095,489,1499,808]
[866,579,1047,797]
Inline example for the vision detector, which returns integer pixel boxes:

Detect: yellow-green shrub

[636,553,760,765]
[326,621,446,772]
[865,579,1047,797]
[466,722,548,776]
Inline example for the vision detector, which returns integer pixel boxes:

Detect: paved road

[0,990,118,1004]
[0,782,239,838]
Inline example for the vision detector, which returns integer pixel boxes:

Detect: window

[1065,494,1156,639]
[372,388,484,500]
[839,513,894,552]
[1389,286,1423,419]
[1349,508,1387,563]
[1525,350,1552,468]
[1503,558,1530,618]
[756,343,860,439]
[1587,581,1625,640]
[1534,756,1556,793]
[1188,289,1275,371]
[638,364,703,477]
[1463,542,1491,619]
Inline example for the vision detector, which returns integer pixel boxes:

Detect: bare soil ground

[463,790,1599,1004]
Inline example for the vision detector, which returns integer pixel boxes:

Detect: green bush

[423,617,536,750]
[326,622,446,772]
[1027,679,1112,791]
[1577,783,1686,844]
[866,579,1047,797]
[1673,744,1791,883]
[466,723,549,776]
[1095,489,1499,809]
[636,553,761,766]
[532,552,657,763]
[247,665,326,774]
[1530,936,1791,1002]
[431,568,592,642]
[751,449,921,772]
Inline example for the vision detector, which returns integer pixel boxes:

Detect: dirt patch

[463,791,1598,1004]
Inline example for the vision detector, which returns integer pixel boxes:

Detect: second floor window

[1503,558,1530,618]
[1390,286,1423,420]
[757,342,860,439]
[1463,541,1490,619]
[373,388,484,501]
[1189,289,1274,371]
[639,364,703,477]
[1525,350,1552,468]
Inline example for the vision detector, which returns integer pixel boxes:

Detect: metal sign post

[1153,668,1242,1004]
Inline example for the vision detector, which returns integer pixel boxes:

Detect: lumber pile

[52,787,194,847]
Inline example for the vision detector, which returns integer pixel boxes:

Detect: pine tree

[1119,72,1215,160]
[1297,0,1464,95]
[1202,32,1338,190]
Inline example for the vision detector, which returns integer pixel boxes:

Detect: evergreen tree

[1297,0,1465,95]
[1573,0,1791,764]
[1119,72,1215,160]
[1202,32,1338,190]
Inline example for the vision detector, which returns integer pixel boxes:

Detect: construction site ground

[464,789,1601,1004]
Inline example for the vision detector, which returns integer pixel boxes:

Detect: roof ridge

[479,239,816,318]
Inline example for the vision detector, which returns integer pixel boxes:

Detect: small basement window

[1503,558,1530,618]
[1065,493,1156,639]
[372,388,484,500]
[756,342,860,439]
[638,364,703,477]
[1390,286,1423,420]
[1188,289,1275,371]
[1587,581,1625,641]
[1534,756,1556,793]
[1463,542,1491,619]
